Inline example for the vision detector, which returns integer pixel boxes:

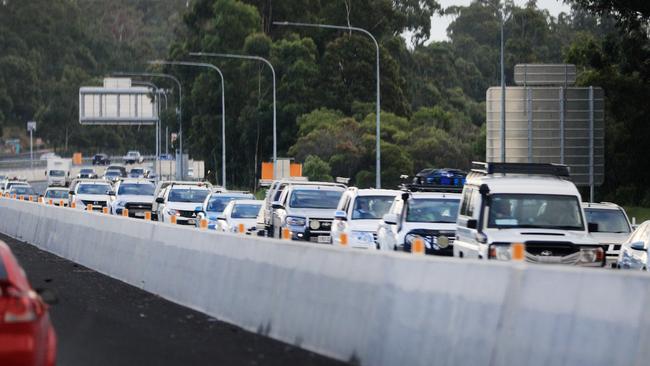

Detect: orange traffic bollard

[281,227,291,240]
[122,209,129,217]
[38,196,43,203]
[144,211,151,221]
[170,215,177,224]
[12,194,16,199]
[199,218,208,230]
[19,195,24,201]
[29,196,34,202]
[86,204,93,211]
[238,223,245,234]
[48,199,53,205]
[511,243,525,261]
[339,233,348,246]
[102,207,109,214]
[412,237,425,255]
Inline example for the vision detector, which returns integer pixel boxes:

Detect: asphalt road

[2,233,347,366]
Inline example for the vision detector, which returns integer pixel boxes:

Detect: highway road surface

[2,233,346,366]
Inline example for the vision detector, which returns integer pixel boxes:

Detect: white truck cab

[376,188,461,255]
[453,162,604,266]
[331,188,400,249]
[45,158,71,187]
[271,184,345,243]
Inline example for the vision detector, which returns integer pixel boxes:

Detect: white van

[453,162,604,267]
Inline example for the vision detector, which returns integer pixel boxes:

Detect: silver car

[616,220,650,271]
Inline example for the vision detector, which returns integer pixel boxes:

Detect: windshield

[118,183,154,196]
[352,196,395,220]
[206,195,252,212]
[80,169,94,174]
[231,204,262,219]
[11,186,36,195]
[488,194,584,230]
[45,190,69,199]
[405,198,460,223]
[105,170,120,176]
[289,189,342,209]
[168,188,209,203]
[50,170,65,177]
[584,208,630,233]
[130,169,144,174]
[7,183,28,190]
[77,184,111,195]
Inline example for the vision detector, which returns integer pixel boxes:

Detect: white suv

[453,162,604,267]
[583,202,633,267]
[376,190,461,255]
[156,184,210,225]
[271,184,345,243]
[70,180,114,211]
[331,188,400,249]
[110,179,155,218]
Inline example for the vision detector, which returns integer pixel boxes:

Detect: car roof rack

[471,162,570,177]
[401,183,463,193]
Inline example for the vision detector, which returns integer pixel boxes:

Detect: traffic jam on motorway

[1,160,648,271]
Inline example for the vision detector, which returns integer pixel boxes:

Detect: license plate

[317,235,331,244]
[187,219,195,225]
[134,212,144,217]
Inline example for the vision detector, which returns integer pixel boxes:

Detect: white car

[123,150,144,165]
[616,220,650,270]
[331,188,400,249]
[215,200,263,233]
[156,184,211,225]
[44,187,70,206]
[152,181,213,221]
[453,162,604,267]
[70,180,114,212]
[271,184,345,242]
[376,190,461,255]
[110,179,155,218]
[197,192,255,229]
[583,202,633,267]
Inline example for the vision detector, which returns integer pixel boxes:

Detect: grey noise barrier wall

[1,197,649,366]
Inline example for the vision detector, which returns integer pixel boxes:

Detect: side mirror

[466,219,478,229]
[630,241,647,251]
[334,210,347,221]
[383,213,398,225]
[155,197,165,204]
[36,288,58,305]
[271,201,284,210]
[588,222,599,233]
[68,191,75,195]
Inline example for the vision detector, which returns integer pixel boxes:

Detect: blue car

[412,168,467,186]
[197,192,255,229]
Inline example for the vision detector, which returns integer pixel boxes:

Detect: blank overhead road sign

[79,78,158,125]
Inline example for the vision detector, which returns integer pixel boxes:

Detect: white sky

[421,0,572,42]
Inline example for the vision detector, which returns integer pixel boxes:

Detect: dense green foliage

[0,0,648,203]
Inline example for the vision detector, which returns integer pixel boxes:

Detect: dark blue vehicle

[412,168,467,186]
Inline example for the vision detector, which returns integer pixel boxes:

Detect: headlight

[578,247,604,263]
[115,200,126,207]
[488,244,512,260]
[350,231,375,244]
[166,209,178,216]
[286,216,306,226]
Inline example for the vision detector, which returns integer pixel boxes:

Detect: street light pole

[113,71,184,179]
[189,52,277,180]
[273,21,382,188]
[149,60,227,189]
[500,11,506,163]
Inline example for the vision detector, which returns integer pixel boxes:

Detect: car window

[77,184,111,195]
[584,208,630,233]
[11,186,36,195]
[351,196,395,220]
[206,195,252,212]
[405,198,460,223]
[289,189,342,209]
[168,188,209,203]
[118,183,154,196]
[231,204,262,219]
[45,190,69,199]
[50,170,65,177]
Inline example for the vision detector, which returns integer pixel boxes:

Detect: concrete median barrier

[0,197,648,366]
